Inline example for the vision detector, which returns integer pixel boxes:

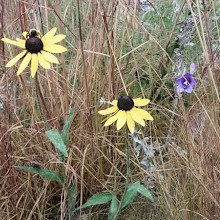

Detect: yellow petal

[133,98,150,107]
[43,44,67,53]
[130,107,145,126]
[51,34,66,44]
[38,52,50,69]
[6,50,27,67]
[104,111,120,127]
[98,106,118,115]
[107,100,118,106]
[127,111,135,134]
[116,111,127,130]
[31,53,38,78]
[41,51,59,64]
[41,27,57,42]
[137,108,153,121]
[42,34,66,45]
[22,31,28,38]
[2,38,25,49]
[101,114,114,123]
[16,38,25,42]
[17,52,31,75]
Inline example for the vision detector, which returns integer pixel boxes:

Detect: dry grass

[0,0,220,219]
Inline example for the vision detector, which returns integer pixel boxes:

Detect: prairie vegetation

[0,0,220,219]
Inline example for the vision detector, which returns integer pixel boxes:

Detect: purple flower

[176,63,196,94]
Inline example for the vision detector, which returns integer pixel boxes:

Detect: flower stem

[35,75,73,218]
[35,74,50,130]
[114,127,130,220]
[125,127,130,186]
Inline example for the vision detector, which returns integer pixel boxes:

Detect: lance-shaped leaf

[108,195,119,220]
[62,106,75,145]
[46,129,68,157]
[135,181,154,202]
[121,183,138,209]
[122,181,153,209]
[13,166,64,184]
[75,193,113,211]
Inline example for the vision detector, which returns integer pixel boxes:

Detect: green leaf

[62,106,75,145]
[162,17,179,33]
[70,182,77,196]
[46,129,68,157]
[136,182,154,202]
[162,17,173,30]
[75,193,113,211]
[70,182,78,206]
[122,181,154,209]
[13,166,64,184]
[108,195,119,220]
[121,185,138,209]
[68,182,78,215]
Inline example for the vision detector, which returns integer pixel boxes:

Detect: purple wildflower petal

[176,77,185,85]
[184,73,196,88]
[177,85,185,94]
[176,66,196,94]
[176,76,185,93]
[184,85,193,93]
[190,77,196,87]
[190,63,196,74]
[184,73,192,82]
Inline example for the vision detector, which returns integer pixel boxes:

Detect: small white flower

[184,42,194,47]
[99,97,105,106]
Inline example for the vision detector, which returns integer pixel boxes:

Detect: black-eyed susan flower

[98,95,153,134]
[1,27,67,78]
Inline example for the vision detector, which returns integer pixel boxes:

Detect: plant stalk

[114,127,130,220]
[35,75,73,219]
[35,74,50,130]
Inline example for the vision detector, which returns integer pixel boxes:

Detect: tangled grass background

[0,0,220,219]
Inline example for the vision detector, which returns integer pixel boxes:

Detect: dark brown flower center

[117,95,134,111]
[25,37,43,53]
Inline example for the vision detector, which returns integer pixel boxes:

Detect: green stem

[114,127,130,220]
[35,75,73,219]
[61,164,74,220]
[125,129,130,186]
[35,74,50,130]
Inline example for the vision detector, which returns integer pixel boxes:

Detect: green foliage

[13,166,64,184]
[68,182,78,217]
[73,182,152,217]
[61,106,75,145]
[122,181,153,209]
[69,182,78,208]
[108,195,119,220]
[162,17,174,32]
[135,182,154,202]
[215,1,220,13]
[70,182,77,196]
[75,192,113,211]
[121,185,138,209]
[46,129,68,158]
[161,16,179,35]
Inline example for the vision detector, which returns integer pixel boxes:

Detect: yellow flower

[98,95,153,134]
[1,28,67,78]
